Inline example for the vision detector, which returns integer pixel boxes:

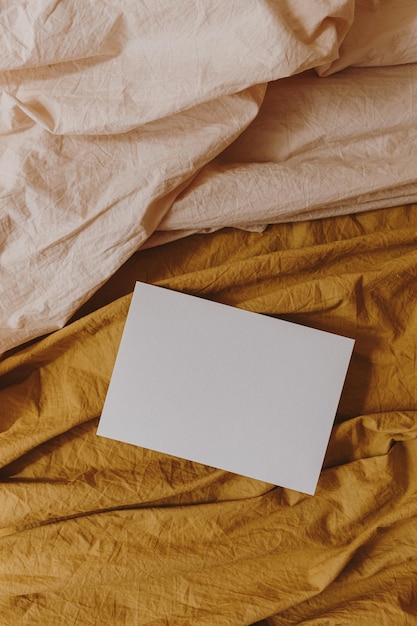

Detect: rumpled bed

[1,1,417,624]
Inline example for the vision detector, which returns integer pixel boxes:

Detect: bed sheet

[3,1,417,358]
[1,204,416,624]
[0,0,349,355]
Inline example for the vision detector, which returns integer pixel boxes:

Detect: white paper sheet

[97,282,354,495]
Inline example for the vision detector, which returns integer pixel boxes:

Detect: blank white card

[97,282,354,495]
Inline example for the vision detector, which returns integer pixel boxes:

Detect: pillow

[317,0,417,76]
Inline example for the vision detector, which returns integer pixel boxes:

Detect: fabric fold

[1,205,416,624]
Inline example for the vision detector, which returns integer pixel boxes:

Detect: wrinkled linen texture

[4,0,417,353]
[2,3,417,621]
[0,0,354,353]
[1,205,417,624]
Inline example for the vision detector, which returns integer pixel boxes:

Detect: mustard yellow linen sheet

[1,205,417,624]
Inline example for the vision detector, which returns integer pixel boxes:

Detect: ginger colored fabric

[1,205,417,624]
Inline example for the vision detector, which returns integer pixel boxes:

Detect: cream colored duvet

[2,0,417,355]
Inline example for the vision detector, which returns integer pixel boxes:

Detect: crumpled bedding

[1,205,417,625]
[2,0,417,355]
[157,63,417,235]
